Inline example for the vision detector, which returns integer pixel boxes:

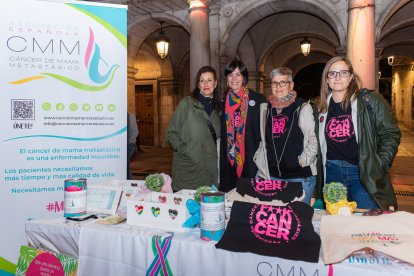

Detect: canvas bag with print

[216,200,321,262]
[321,211,414,265]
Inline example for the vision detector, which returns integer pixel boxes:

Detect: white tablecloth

[25,217,81,257]
[25,214,414,276]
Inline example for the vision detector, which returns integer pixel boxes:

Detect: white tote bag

[321,211,414,265]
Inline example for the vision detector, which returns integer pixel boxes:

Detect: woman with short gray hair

[255,66,318,204]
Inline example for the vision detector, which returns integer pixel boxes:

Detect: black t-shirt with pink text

[236,177,303,203]
[215,201,321,262]
[325,98,358,164]
[265,100,312,178]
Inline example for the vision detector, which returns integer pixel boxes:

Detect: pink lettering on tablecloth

[272,115,288,138]
[326,115,354,142]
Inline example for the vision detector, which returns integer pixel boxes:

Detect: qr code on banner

[11,99,35,120]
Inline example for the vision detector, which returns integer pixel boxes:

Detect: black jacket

[356,89,400,210]
[219,89,267,192]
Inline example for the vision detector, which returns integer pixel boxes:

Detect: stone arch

[127,14,190,67]
[261,50,332,98]
[258,33,337,75]
[128,13,190,147]
[286,51,333,76]
[376,0,412,42]
[376,0,414,58]
[376,1,414,127]
[219,0,345,60]
[134,43,173,79]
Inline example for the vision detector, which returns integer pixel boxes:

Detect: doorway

[294,63,325,101]
[135,85,154,146]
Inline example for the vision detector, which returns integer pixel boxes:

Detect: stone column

[127,67,138,113]
[347,0,375,89]
[209,2,221,75]
[188,0,211,89]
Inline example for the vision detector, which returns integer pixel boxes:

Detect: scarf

[268,90,297,112]
[225,86,249,177]
[196,91,214,116]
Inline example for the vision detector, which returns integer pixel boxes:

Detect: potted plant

[145,173,164,192]
[323,182,357,215]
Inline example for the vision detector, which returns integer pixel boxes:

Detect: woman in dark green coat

[167,66,221,191]
[316,56,400,210]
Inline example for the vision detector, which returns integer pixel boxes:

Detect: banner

[0,0,127,270]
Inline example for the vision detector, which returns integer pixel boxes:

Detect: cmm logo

[249,204,301,244]
[256,262,322,276]
[9,28,119,92]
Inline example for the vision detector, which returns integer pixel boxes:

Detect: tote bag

[321,211,414,265]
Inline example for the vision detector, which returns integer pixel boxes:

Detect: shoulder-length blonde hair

[318,56,363,113]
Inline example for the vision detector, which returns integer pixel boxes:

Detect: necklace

[270,107,297,177]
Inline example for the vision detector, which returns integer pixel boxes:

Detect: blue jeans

[325,160,379,209]
[270,176,316,205]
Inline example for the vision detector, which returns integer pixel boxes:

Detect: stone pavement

[390,125,414,212]
[131,124,414,212]
[130,146,173,178]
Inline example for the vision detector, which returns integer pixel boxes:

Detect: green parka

[167,96,221,191]
[316,89,400,210]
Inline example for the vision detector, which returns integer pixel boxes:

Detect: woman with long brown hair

[316,56,400,210]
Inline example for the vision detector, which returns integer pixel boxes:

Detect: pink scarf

[225,86,249,177]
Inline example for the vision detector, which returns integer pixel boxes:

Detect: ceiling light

[156,21,170,59]
[300,37,311,57]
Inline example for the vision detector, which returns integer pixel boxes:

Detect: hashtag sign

[46,201,64,213]
[46,202,54,212]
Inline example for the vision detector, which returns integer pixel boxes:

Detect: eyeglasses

[271,80,291,88]
[327,70,351,79]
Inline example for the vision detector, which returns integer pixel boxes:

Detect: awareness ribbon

[146,234,174,276]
